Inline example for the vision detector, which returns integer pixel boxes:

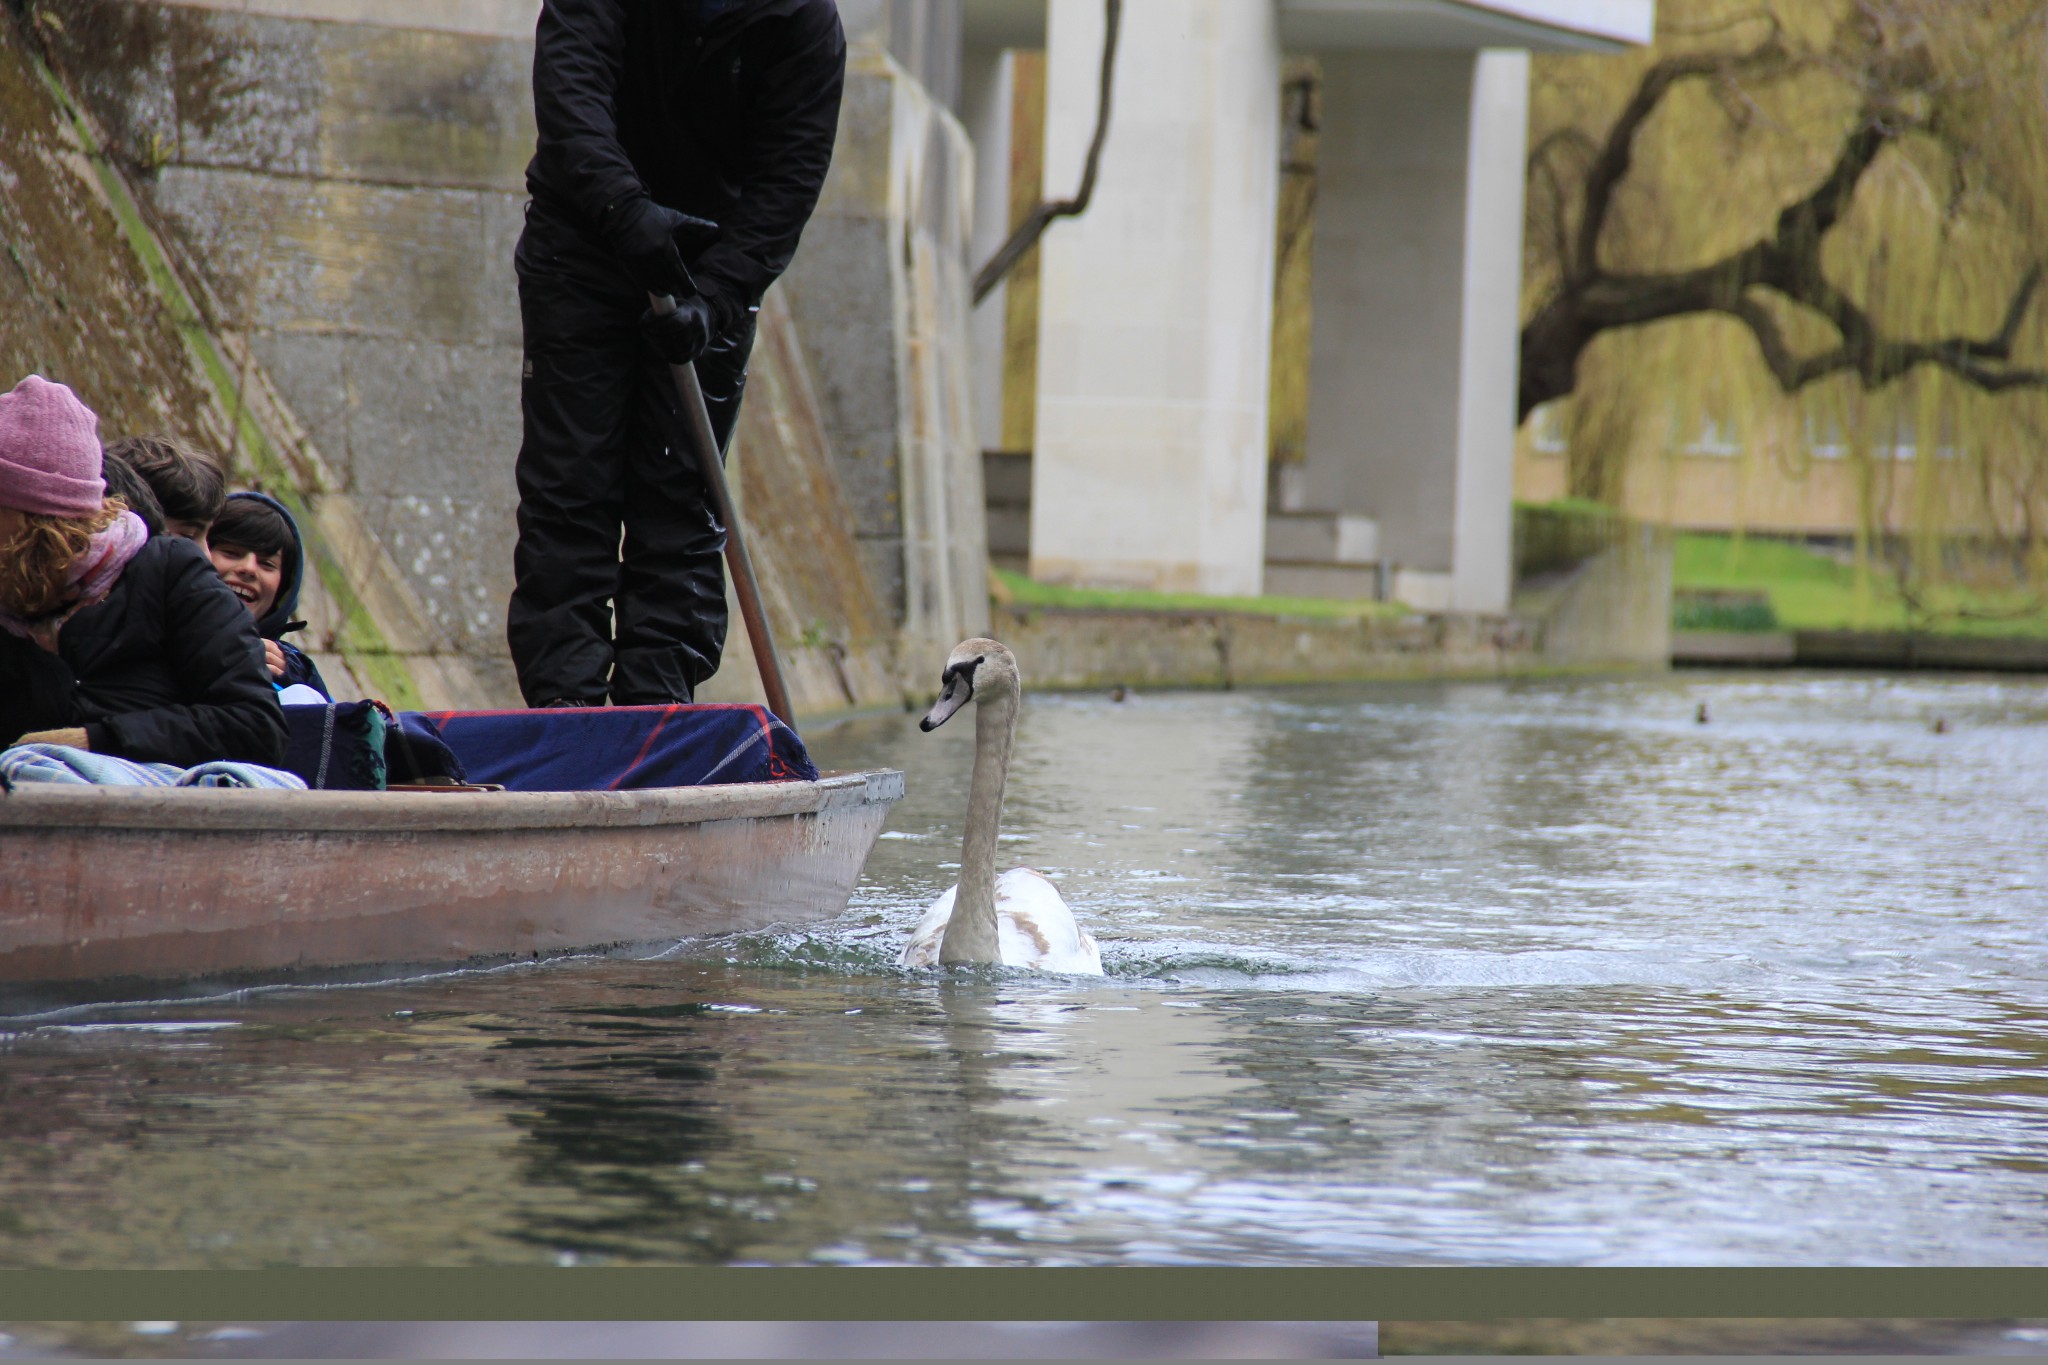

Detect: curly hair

[0,498,128,619]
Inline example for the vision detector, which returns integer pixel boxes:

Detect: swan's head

[919,637,1018,731]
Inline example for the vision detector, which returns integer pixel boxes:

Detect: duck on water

[900,639,1104,975]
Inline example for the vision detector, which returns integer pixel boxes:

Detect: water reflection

[475,1000,731,1259]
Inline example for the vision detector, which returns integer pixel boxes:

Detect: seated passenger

[98,453,166,536]
[0,375,287,767]
[103,434,226,540]
[206,491,331,700]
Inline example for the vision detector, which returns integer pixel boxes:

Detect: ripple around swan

[1140,947,1795,993]
[0,673,2045,1267]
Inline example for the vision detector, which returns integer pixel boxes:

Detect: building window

[1681,416,1742,456]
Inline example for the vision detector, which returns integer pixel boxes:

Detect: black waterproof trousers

[507,203,756,706]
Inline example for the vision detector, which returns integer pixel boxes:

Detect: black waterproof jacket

[223,490,331,698]
[0,535,288,767]
[525,0,846,326]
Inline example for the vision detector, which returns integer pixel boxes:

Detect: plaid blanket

[0,743,308,790]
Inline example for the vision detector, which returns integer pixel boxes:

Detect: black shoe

[538,697,602,708]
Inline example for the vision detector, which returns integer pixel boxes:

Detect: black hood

[221,490,308,641]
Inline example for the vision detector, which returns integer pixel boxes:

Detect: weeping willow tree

[1523,0,2048,614]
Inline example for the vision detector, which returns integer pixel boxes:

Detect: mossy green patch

[991,568,1409,621]
[1518,495,1620,521]
[1672,588,1778,632]
[1513,497,1630,579]
[1675,533,2048,638]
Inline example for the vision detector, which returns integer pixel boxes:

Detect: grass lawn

[1674,533,2048,637]
[990,567,1409,622]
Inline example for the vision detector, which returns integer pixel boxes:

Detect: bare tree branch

[1527,126,1601,174]
[1570,25,1790,283]
[1763,118,1890,260]
[1656,8,1780,41]
[971,0,1121,306]
[1519,68,2048,422]
[1526,127,1598,269]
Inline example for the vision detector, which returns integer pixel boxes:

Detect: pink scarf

[0,509,150,650]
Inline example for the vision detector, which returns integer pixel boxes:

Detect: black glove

[603,198,721,298]
[639,293,715,365]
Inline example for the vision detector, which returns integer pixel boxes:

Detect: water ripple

[0,673,2043,1266]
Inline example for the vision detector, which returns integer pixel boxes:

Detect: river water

[1,672,2045,1268]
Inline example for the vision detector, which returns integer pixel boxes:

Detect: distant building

[1516,403,1994,540]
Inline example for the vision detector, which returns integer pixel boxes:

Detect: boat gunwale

[0,768,905,833]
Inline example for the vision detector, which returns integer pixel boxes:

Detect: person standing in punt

[507,0,846,709]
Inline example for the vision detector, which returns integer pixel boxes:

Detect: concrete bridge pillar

[1026,0,1281,595]
[1293,46,1529,614]
[959,44,1019,457]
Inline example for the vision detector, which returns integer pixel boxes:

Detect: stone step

[987,504,1031,557]
[982,450,1032,506]
[1262,559,1387,601]
[1265,510,1379,563]
[1671,631,1796,665]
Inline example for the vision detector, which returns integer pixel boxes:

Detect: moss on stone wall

[0,11,222,450]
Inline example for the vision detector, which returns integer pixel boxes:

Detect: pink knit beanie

[0,375,106,517]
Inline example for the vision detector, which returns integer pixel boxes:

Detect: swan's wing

[995,868,1104,975]
[900,884,957,967]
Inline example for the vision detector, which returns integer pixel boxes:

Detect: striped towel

[0,743,309,790]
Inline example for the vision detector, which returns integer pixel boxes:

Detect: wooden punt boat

[0,769,903,989]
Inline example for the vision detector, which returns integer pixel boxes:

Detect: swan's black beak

[920,659,977,731]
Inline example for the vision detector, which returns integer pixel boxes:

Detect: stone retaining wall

[996,604,1542,691]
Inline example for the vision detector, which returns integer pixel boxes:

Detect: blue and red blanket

[419,704,817,792]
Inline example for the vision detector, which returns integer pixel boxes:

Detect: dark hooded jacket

[0,534,288,768]
[221,490,331,699]
[524,0,845,329]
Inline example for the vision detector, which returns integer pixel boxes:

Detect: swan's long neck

[939,684,1016,964]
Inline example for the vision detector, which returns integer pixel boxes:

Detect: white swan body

[901,868,1103,973]
[899,638,1106,975]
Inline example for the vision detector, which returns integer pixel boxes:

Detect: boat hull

[0,770,903,986]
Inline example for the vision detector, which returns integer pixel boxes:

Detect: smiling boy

[205,492,330,699]
[211,532,281,618]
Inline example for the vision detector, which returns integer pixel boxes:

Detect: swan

[899,638,1104,974]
